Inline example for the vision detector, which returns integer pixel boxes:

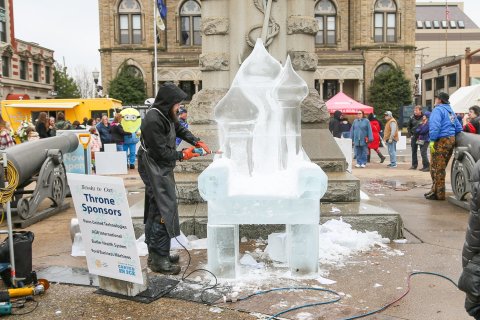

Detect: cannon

[451,132,480,202]
[2,134,79,226]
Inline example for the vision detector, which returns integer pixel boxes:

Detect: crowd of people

[328,91,472,202]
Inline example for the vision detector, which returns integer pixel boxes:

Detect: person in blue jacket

[425,92,463,200]
[175,107,189,146]
[350,110,373,168]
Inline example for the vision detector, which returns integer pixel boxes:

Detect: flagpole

[445,0,448,57]
[153,0,159,94]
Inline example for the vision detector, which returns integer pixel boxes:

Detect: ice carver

[138,82,210,275]
[120,108,142,169]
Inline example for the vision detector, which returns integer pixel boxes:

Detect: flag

[157,0,167,19]
[445,3,450,21]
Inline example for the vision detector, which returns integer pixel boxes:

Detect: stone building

[415,2,480,67]
[420,47,480,109]
[415,2,480,108]
[0,0,55,100]
[98,0,415,108]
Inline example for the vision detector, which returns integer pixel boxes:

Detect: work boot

[378,152,386,163]
[149,252,181,275]
[147,254,180,268]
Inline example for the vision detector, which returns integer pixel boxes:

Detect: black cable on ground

[169,184,219,305]
[225,271,459,320]
[10,298,39,316]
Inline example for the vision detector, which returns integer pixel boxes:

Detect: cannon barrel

[455,132,480,161]
[5,133,79,186]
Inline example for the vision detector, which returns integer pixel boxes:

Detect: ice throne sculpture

[198,39,328,278]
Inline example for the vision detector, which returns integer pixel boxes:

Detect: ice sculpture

[198,39,328,278]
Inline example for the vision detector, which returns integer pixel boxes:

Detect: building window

[0,22,5,43]
[458,21,465,28]
[118,0,142,44]
[179,0,201,46]
[450,21,457,28]
[1,56,9,77]
[424,21,432,29]
[426,99,432,109]
[416,21,423,29]
[33,63,40,82]
[179,81,195,101]
[374,0,397,43]
[315,0,337,45]
[45,65,51,84]
[374,63,393,77]
[435,77,444,91]
[433,20,440,29]
[441,20,448,29]
[20,60,27,80]
[425,79,432,91]
[448,73,457,88]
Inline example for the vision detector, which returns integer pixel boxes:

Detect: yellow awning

[4,102,80,109]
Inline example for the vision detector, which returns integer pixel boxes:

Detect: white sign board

[67,173,144,284]
[397,133,407,150]
[95,151,128,175]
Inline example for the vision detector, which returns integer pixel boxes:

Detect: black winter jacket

[329,110,342,138]
[407,114,423,138]
[110,123,131,144]
[460,160,480,319]
[140,83,198,168]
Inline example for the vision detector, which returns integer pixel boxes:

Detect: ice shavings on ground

[317,219,391,265]
[296,312,314,320]
[240,254,265,269]
[315,276,336,285]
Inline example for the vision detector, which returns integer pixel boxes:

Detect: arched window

[125,65,143,79]
[374,63,393,77]
[374,0,397,43]
[315,0,337,45]
[179,0,201,46]
[119,0,142,44]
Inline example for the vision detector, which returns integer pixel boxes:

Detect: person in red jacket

[367,113,386,163]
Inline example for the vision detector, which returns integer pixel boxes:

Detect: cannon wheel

[17,198,30,220]
[51,176,65,206]
[451,153,475,201]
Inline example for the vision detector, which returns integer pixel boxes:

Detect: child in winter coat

[89,127,102,171]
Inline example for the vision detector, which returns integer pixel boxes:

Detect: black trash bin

[0,231,34,287]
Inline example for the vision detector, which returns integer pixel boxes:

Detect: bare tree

[73,65,96,98]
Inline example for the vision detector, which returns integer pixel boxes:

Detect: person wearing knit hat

[426,92,462,200]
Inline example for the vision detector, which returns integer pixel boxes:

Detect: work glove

[195,140,211,153]
[182,147,200,161]
[429,141,435,154]
[388,139,393,144]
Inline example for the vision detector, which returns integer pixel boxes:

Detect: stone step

[174,157,347,173]
[173,171,360,204]
[131,196,402,240]
[175,126,347,173]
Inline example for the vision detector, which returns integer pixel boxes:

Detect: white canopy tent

[450,84,480,114]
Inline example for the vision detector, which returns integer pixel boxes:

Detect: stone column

[358,80,364,102]
[189,0,230,124]
[339,79,344,92]
[194,80,199,93]
[285,1,328,126]
[319,79,324,101]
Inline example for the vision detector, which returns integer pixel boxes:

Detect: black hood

[333,110,342,120]
[151,82,188,118]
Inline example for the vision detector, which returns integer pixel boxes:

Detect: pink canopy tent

[326,92,374,114]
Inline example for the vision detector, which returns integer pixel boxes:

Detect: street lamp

[92,69,100,98]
